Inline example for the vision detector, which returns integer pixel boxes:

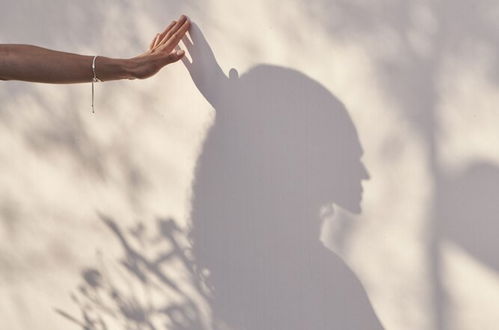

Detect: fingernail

[176,49,185,56]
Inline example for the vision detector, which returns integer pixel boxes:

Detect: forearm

[0,44,134,83]
[0,16,190,83]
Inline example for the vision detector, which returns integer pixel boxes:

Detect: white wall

[1,1,499,329]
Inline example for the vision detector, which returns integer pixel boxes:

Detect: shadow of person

[439,162,499,272]
[183,24,384,330]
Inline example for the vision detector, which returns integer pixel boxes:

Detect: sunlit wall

[0,1,498,329]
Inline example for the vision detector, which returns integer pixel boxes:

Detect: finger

[165,49,185,64]
[163,18,191,51]
[149,33,160,50]
[152,33,162,49]
[156,20,178,46]
[157,15,189,46]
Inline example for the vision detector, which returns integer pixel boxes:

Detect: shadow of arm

[182,23,231,110]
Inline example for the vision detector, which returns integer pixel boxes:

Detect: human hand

[128,15,191,79]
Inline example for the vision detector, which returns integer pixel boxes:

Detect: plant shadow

[55,215,209,330]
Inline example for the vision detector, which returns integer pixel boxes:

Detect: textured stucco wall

[1,1,499,329]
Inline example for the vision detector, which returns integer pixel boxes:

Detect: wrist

[94,57,137,81]
[126,55,164,80]
[121,58,140,80]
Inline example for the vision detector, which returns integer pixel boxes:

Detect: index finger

[157,15,188,46]
[164,17,191,50]
[156,20,179,46]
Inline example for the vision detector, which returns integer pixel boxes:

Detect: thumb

[167,49,185,63]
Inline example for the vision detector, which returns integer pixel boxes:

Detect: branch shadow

[55,215,209,330]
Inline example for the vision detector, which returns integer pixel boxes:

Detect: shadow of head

[233,65,369,212]
[185,24,369,219]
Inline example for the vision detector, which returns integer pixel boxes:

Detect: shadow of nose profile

[185,23,383,330]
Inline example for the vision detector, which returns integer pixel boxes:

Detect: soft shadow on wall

[57,22,384,330]
[185,23,383,330]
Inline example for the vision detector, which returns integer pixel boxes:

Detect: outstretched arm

[0,15,190,83]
